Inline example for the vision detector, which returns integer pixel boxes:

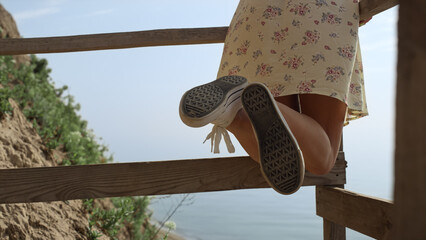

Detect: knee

[306,154,336,175]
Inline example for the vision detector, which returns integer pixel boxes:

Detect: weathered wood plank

[323,218,346,240]
[0,27,228,55]
[320,184,346,240]
[0,155,346,204]
[359,0,399,21]
[0,0,398,55]
[316,186,393,239]
[392,0,426,238]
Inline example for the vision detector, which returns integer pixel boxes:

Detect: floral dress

[217,0,368,123]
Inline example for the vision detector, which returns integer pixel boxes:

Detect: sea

[150,161,393,240]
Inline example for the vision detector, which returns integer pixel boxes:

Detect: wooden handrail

[0,27,229,55]
[0,0,398,55]
[359,0,399,21]
[0,154,346,204]
[316,186,393,239]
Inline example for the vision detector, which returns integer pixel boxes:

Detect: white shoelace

[203,125,235,153]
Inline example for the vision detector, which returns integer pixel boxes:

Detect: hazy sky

[1,0,397,199]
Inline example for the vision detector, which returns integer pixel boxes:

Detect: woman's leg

[227,94,346,175]
[226,94,299,165]
[296,94,346,174]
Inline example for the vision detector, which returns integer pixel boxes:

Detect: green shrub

[0,55,112,165]
[84,197,159,240]
[0,55,164,239]
[0,87,12,116]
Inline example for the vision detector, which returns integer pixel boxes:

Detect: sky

[1,0,397,198]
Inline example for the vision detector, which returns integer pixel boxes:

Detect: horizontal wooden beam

[0,155,346,204]
[0,0,398,55]
[359,0,399,21]
[0,27,228,55]
[316,186,393,239]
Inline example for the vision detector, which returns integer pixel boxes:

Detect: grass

[0,54,177,240]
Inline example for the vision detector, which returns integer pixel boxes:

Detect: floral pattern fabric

[217,0,368,123]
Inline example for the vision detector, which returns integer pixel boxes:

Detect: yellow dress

[217,0,368,122]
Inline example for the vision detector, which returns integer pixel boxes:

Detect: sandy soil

[0,99,103,240]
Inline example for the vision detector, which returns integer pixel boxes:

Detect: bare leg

[227,94,346,175]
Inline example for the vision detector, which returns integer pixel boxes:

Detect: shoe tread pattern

[182,76,247,118]
[220,75,247,85]
[242,84,301,194]
[263,120,300,193]
[183,84,223,118]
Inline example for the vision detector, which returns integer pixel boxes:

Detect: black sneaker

[241,83,305,195]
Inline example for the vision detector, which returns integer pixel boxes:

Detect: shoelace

[203,125,235,153]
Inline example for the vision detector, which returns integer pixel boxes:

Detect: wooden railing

[0,0,407,239]
[316,186,393,239]
[0,0,398,55]
[0,155,346,204]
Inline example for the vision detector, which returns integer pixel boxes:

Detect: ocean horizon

[150,157,393,240]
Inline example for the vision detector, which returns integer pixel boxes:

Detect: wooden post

[323,218,346,240]
[320,137,346,240]
[393,0,426,238]
[320,184,346,240]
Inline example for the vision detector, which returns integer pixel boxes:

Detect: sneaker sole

[180,76,248,127]
[242,83,305,195]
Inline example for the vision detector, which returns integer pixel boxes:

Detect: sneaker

[241,83,305,195]
[179,75,248,153]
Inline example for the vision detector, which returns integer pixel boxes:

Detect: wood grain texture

[392,0,426,238]
[359,0,399,21]
[316,186,393,239]
[304,152,346,186]
[0,0,398,55]
[0,27,228,55]
[323,218,346,240]
[0,155,346,204]
[320,185,346,240]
